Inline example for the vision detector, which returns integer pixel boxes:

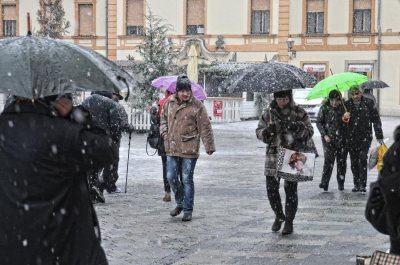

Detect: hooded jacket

[0,101,117,265]
[160,94,215,158]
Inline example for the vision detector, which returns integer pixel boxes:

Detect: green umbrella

[306,72,368,100]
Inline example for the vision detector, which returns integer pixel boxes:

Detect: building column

[107,0,117,60]
[277,0,290,63]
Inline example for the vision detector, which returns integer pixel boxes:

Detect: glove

[263,123,276,137]
[377,139,384,145]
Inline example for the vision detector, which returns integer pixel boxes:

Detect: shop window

[348,64,373,79]
[303,64,326,83]
[251,0,270,34]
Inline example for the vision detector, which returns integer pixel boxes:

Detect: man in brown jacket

[160,75,215,222]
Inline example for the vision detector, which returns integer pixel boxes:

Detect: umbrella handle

[341,101,350,123]
[335,86,349,123]
[268,108,272,124]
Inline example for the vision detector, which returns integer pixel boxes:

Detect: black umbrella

[360,80,389,90]
[0,35,137,99]
[219,62,316,94]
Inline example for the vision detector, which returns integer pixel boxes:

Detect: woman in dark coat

[256,90,316,235]
[316,90,347,191]
[366,125,400,255]
[0,96,117,265]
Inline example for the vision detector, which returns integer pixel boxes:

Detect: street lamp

[286,37,296,59]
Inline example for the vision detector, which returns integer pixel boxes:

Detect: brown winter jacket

[160,94,215,158]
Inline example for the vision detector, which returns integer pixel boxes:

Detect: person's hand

[377,139,385,145]
[51,97,73,117]
[342,112,350,121]
[128,124,135,133]
[324,135,331,143]
[206,151,214,155]
[267,123,276,133]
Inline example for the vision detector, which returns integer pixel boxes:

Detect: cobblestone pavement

[95,116,400,265]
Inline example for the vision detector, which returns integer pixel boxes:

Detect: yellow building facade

[1,0,399,115]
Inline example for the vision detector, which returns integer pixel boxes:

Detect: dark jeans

[266,175,298,222]
[348,143,371,189]
[161,156,171,193]
[320,142,347,188]
[167,156,197,213]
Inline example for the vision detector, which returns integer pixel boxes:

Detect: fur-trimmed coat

[256,100,316,176]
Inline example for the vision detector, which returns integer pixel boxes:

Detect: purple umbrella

[151,75,207,100]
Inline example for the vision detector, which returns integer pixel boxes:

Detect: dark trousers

[161,155,171,193]
[391,237,400,255]
[88,140,120,193]
[348,143,370,189]
[101,140,120,192]
[101,162,119,192]
[320,142,347,188]
[266,175,298,222]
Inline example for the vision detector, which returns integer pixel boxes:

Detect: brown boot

[282,221,293,235]
[163,192,171,202]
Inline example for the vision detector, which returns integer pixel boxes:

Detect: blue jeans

[166,156,197,213]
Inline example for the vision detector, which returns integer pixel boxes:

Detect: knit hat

[328,90,341,100]
[273,90,292,99]
[175,75,192,92]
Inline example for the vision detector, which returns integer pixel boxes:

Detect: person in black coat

[0,95,118,265]
[343,86,384,193]
[82,91,133,202]
[316,90,347,191]
[366,125,400,255]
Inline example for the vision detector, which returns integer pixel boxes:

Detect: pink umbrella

[151,75,207,100]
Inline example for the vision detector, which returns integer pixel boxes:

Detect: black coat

[0,102,118,265]
[316,102,346,147]
[366,126,400,240]
[82,94,130,143]
[344,97,383,147]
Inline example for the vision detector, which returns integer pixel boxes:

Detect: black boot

[319,183,328,191]
[282,221,293,235]
[182,212,192,222]
[170,207,182,217]
[271,216,285,232]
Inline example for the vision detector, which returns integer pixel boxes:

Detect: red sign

[213,100,223,117]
